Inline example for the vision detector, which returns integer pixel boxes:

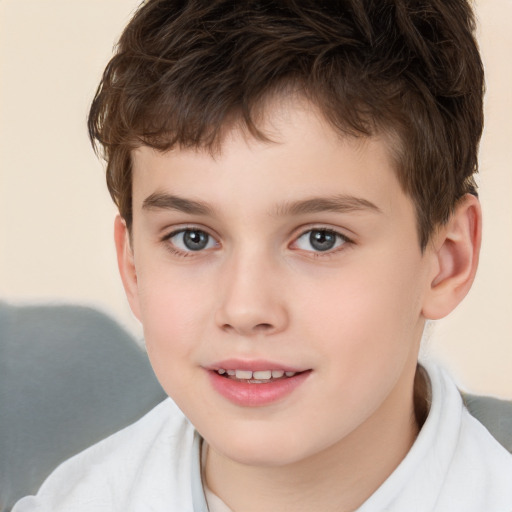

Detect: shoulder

[426,362,512,510]
[433,405,512,511]
[12,399,199,512]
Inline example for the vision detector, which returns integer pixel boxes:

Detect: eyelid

[292,223,354,243]
[161,223,219,241]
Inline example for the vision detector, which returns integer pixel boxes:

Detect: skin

[115,97,481,512]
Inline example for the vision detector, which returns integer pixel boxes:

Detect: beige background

[1,1,511,398]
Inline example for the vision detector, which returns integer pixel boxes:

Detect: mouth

[206,361,312,406]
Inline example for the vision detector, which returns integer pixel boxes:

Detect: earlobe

[422,194,482,320]
[114,215,141,320]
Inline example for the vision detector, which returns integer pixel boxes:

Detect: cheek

[137,254,212,328]
[134,265,213,381]
[301,252,425,367]
[297,263,424,426]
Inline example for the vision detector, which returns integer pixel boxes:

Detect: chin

[205,424,323,468]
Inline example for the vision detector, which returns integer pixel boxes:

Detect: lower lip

[207,370,311,407]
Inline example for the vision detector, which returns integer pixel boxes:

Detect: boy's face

[120,98,436,467]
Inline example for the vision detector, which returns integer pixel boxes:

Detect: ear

[422,194,482,320]
[114,215,142,321]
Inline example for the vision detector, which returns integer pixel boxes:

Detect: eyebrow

[272,195,382,217]
[142,192,381,217]
[142,193,213,216]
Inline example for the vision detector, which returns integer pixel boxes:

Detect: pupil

[310,230,336,251]
[184,230,208,251]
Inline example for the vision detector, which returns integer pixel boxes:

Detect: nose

[214,250,289,337]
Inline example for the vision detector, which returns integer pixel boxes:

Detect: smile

[207,363,311,406]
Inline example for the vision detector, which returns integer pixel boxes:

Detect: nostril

[220,322,275,335]
[255,323,274,331]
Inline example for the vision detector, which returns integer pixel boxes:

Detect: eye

[166,228,218,252]
[293,228,348,253]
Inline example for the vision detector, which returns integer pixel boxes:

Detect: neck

[204,366,421,512]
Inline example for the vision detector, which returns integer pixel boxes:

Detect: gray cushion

[462,392,512,454]
[0,302,166,512]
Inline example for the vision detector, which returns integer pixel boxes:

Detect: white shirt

[13,362,512,512]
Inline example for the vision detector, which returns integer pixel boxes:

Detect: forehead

[130,97,408,220]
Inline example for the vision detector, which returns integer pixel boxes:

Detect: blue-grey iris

[310,230,336,251]
[183,230,209,251]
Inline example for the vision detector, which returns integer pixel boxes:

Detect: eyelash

[161,226,353,258]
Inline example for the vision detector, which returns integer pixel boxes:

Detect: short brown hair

[88,0,484,248]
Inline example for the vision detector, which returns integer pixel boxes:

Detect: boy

[13,0,512,511]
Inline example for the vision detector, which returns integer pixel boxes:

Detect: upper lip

[206,358,307,373]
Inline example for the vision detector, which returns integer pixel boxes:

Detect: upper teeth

[216,369,297,380]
